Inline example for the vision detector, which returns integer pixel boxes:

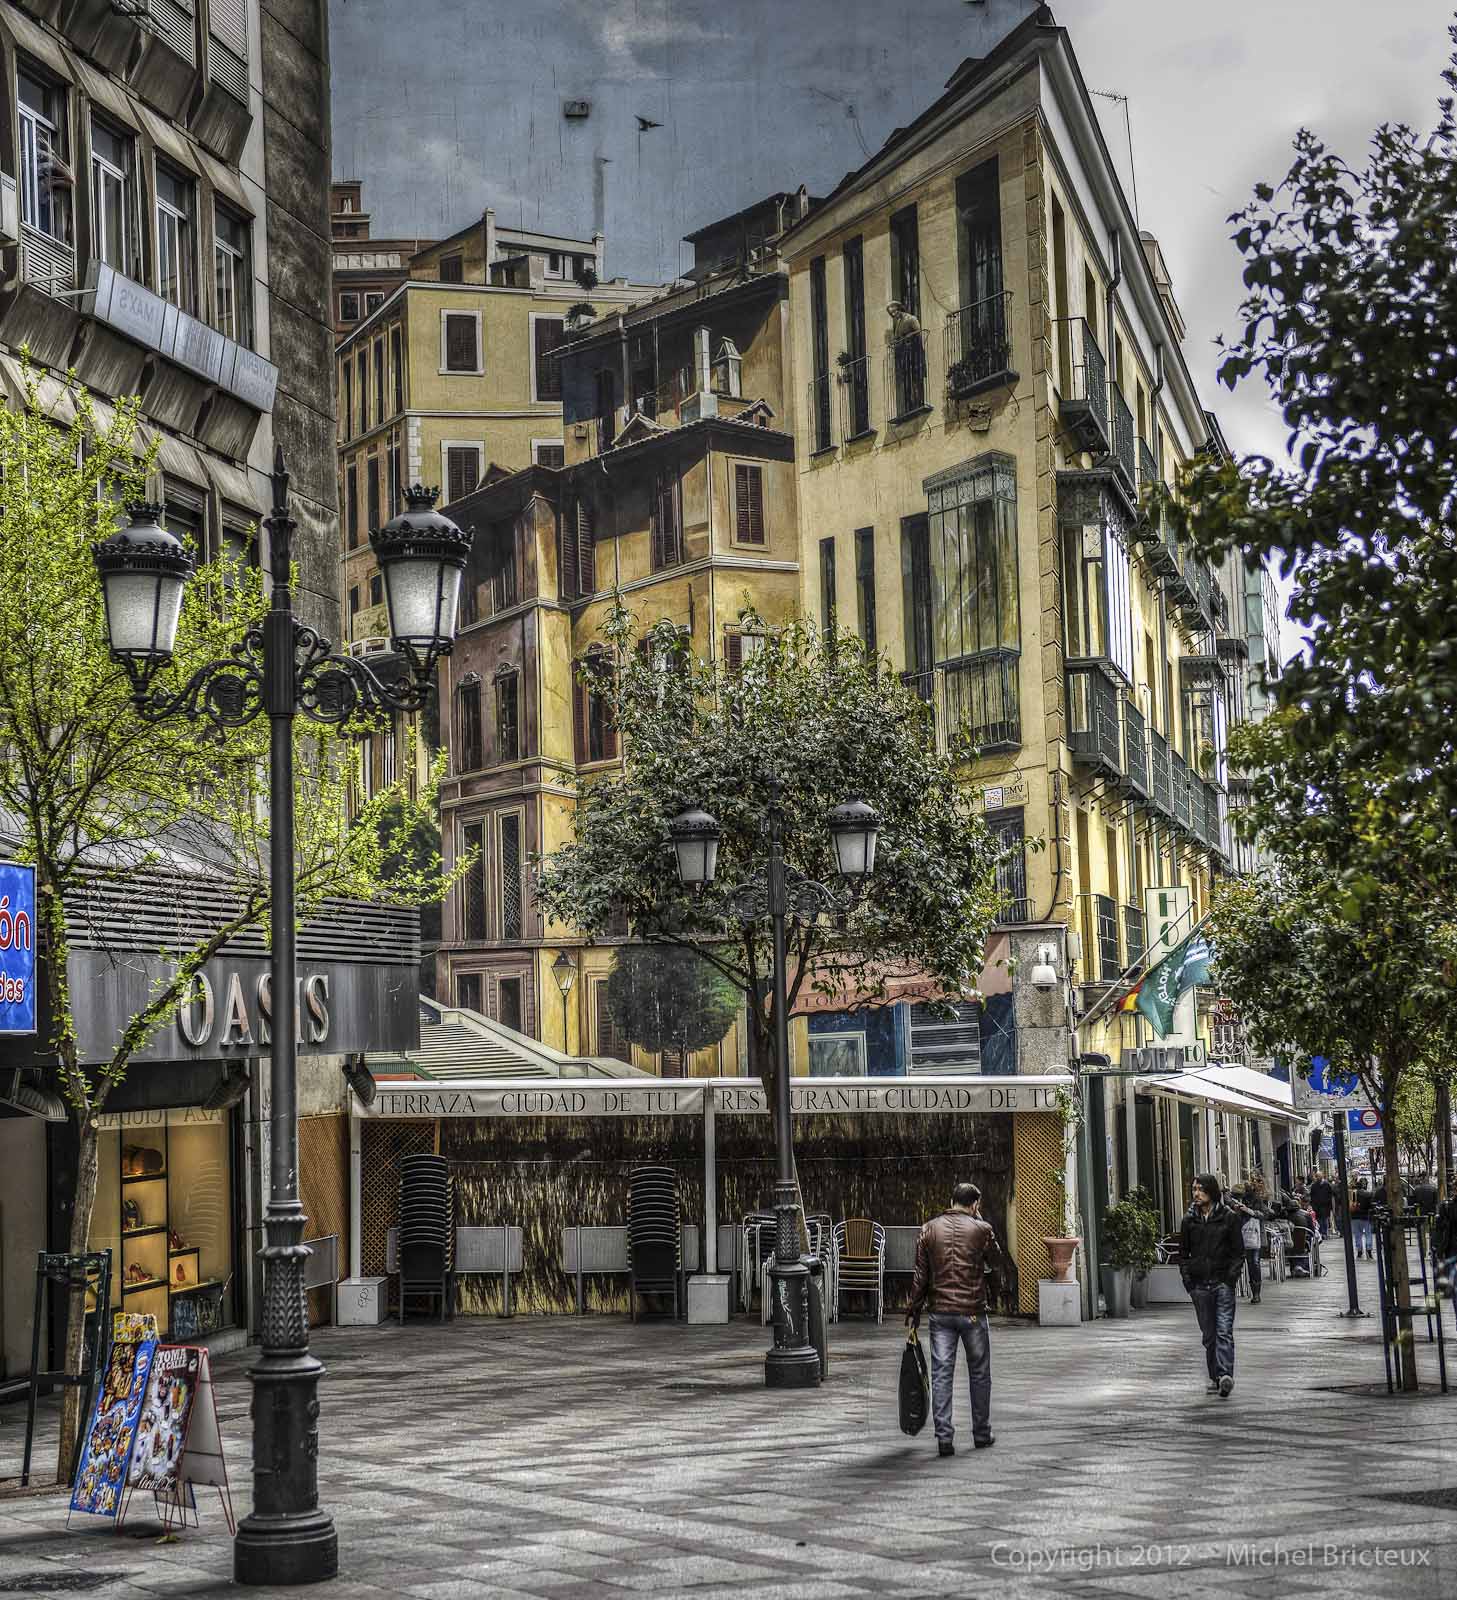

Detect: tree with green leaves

[535,608,1011,1138]
[0,370,451,1478]
[604,944,738,1068]
[1166,28,1457,848]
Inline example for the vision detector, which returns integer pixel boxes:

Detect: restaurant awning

[1141,1069,1308,1127]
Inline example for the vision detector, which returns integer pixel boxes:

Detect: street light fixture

[667,784,879,1388]
[92,453,468,1587]
[552,949,578,1053]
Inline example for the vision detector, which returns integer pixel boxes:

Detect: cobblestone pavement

[2,1257,1453,1599]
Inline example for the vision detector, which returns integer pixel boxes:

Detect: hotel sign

[85,264,278,413]
[364,1076,1073,1120]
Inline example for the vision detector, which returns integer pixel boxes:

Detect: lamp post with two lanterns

[91,449,470,1587]
[666,781,879,1388]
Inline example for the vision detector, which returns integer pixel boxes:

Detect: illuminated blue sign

[0,863,37,1035]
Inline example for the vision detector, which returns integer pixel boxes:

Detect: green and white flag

[1135,931,1213,1039]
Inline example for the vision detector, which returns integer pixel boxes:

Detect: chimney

[694,326,712,394]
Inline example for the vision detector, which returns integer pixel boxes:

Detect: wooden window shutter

[560,508,579,599]
[572,673,586,762]
[446,448,477,504]
[735,463,765,545]
[576,499,595,594]
[445,313,477,371]
[724,630,744,672]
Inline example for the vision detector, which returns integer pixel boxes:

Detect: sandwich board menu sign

[129,1344,199,1494]
[70,1315,158,1520]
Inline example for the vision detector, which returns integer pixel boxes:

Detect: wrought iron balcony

[1067,660,1122,779]
[886,330,929,420]
[837,354,871,439]
[1054,316,1108,454]
[807,373,835,453]
[1138,436,1160,494]
[1124,904,1147,969]
[1149,726,1172,816]
[1109,380,1136,500]
[1171,749,1194,833]
[902,653,1021,756]
[945,290,1016,400]
[1121,698,1149,800]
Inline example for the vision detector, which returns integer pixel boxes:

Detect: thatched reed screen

[362,1110,1026,1316]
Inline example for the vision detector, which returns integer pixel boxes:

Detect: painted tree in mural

[604,944,739,1069]
[0,373,451,1480]
[1207,714,1457,1389]
[535,606,1011,1161]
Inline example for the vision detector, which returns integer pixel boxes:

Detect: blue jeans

[928,1312,991,1444]
[1190,1282,1236,1380]
[1352,1217,1374,1254]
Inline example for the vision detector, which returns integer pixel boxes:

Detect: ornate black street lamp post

[92,454,468,1586]
[668,783,878,1387]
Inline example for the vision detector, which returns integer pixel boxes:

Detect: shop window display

[94,1109,237,1339]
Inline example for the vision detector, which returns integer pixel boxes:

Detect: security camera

[1029,943,1059,993]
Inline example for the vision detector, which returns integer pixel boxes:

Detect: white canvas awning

[1141,1069,1307,1127]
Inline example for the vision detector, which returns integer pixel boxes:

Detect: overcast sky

[331,0,1448,492]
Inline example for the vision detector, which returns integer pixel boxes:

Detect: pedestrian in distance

[1229,1187,1266,1304]
[1179,1173,1245,1397]
[1411,1172,1439,1217]
[1309,1173,1335,1239]
[905,1181,1004,1457]
[1350,1177,1375,1259]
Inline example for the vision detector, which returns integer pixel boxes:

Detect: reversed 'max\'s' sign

[0,862,37,1035]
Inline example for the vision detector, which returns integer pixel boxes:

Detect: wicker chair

[834,1218,886,1323]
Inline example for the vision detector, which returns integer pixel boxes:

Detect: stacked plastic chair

[398,1153,454,1322]
[627,1165,681,1320]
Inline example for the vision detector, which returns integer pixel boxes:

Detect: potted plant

[1044,1086,1082,1282]
[1124,1186,1160,1307]
[1100,1197,1158,1317]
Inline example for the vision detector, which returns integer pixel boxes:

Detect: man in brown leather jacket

[906,1181,1004,1456]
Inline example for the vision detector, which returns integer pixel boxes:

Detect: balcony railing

[1122,699,1149,799]
[808,373,834,452]
[1054,316,1108,454]
[886,330,928,420]
[1171,749,1194,833]
[1124,905,1146,970]
[837,354,870,439]
[945,290,1016,400]
[901,652,1021,755]
[1150,726,1172,816]
[1109,380,1135,497]
[1138,436,1160,493]
[20,222,75,295]
[1067,661,1122,778]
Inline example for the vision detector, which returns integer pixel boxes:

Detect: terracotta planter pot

[1043,1236,1081,1283]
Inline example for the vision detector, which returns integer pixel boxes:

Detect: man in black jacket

[1179,1173,1245,1398]
[1309,1174,1336,1238]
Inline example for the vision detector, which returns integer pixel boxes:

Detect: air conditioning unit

[0,173,16,247]
[679,390,718,424]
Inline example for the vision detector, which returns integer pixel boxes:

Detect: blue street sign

[1308,1055,1361,1097]
[0,863,37,1035]
[1347,1107,1381,1132]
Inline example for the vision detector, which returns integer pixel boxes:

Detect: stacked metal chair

[398,1153,454,1322]
[807,1212,840,1324]
[834,1217,886,1323]
[627,1165,681,1320]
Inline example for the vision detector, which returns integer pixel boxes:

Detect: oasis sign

[0,863,37,1036]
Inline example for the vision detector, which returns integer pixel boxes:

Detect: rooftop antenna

[1091,90,1139,228]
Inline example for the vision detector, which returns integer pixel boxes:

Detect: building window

[365,457,380,535]
[855,527,877,658]
[574,499,596,594]
[345,463,358,548]
[493,524,519,612]
[446,446,481,505]
[339,291,360,322]
[732,463,765,546]
[456,679,483,772]
[164,479,206,558]
[214,203,251,345]
[956,157,1004,314]
[349,585,360,620]
[574,653,616,764]
[390,438,402,514]
[900,513,932,679]
[497,976,523,1032]
[1061,503,1134,681]
[651,471,682,570]
[368,571,383,607]
[819,536,836,633]
[90,119,131,273]
[499,813,523,940]
[356,349,368,433]
[595,982,632,1064]
[889,204,920,318]
[533,442,564,468]
[544,250,563,279]
[373,340,385,420]
[18,70,71,243]
[438,253,464,283]
[455,971,483,1010]
[155,164,196,313]
[390,326,404,412]
[460,821,486,940]
[809,255,831,451]
[342,362,353,442]
[594,368,617,451]
[986,806,1028,923]
[842,235,869,437]
[927,456,1019,663]
[364,291,384,314]
[532,316,565,401]
[442,311,480,373]
[495,671,520,763]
